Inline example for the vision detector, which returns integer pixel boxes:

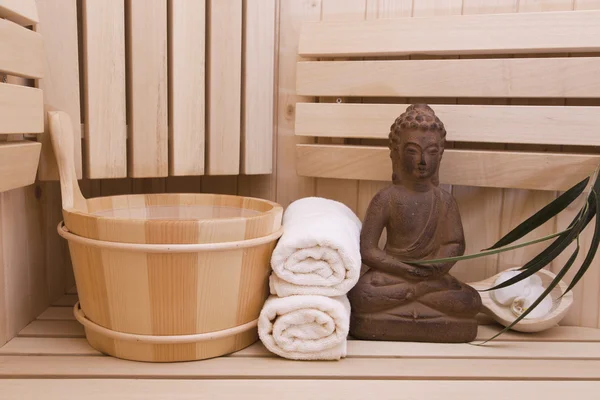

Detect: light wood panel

[35,0,82,180]
[169,0,205,176]
[298,9,600,57]
[275,0,320,208]
[7,335,600,359]
[296,58,600,98]
[0,141,41,193]
[81,0,127,178]
[0,0,38,25]
[0,18,43,79]
[1,355,600,379]
[296,144,600,191]
[3,380,600,400]
[19,320,84,337]
[0,83,43,134]
[127,0,168,177]
[0,187,47,346]
[206,0,242,175]
[313,0,366,214]
[295,103,600,146]
[241,0,275,174]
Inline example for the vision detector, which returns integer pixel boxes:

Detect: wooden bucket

[48,112,284,362]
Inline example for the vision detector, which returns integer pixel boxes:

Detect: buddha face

[393,129,443,183]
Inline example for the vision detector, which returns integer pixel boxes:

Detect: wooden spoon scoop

[47,110,88,213]
[468,268,573,333]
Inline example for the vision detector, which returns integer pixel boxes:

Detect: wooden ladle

[468,268,573,333]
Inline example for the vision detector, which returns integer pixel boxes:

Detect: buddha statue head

[388,104,446,188]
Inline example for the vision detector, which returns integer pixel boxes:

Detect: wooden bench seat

[1,294,600,398]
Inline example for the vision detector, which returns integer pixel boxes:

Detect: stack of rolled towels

[258,197,362,361]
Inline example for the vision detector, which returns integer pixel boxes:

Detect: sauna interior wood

[1,0,600,398]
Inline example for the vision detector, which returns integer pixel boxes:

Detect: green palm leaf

[483,176,589,251]
[562,189,600,296]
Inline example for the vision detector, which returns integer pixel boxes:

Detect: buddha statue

[348,104,482,343]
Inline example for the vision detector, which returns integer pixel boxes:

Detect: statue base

[349,313,478,343]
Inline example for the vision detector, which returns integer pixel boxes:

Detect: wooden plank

[127,0,168,177]
[206,0,242,175]
[0,141,41,193]
[298,9,600,57]
[275,0,319,208]
[0,338,100,355]
[241,0,275,174]
[295,103,600,146]
[0,0,38,25]
[0,19,43,78]
[296,145,600,191]
[1,355,599,379]
[448,0,517,284]
[169,0,205,176]
[81,0,127,179]
[18,320,84,338]
[3,380,600,400]
[37,307,74,321]
[9,336,600,359]
[52,295,78,307]
[296,58,600,98]
[35,0,83,180]
[0,83,43,134]
[0,186,47,343]
[313,0,365,214]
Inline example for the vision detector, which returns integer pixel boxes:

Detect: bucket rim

[57,221,284,253]
[74,302,259,344]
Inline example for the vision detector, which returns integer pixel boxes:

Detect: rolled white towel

[258,294,351,361]
[270,197,362,297]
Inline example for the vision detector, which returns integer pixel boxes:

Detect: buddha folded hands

[347,104,482,343]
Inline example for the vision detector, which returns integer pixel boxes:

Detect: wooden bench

[2,2,600,398]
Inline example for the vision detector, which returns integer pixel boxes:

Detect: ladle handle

[48,111,87,211]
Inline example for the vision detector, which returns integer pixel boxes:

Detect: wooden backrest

[294,10,600,191]
[0,0,43,193]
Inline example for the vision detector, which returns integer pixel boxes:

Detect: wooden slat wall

[0,0,38,25]
[127,0,168,178]
[206,0,242,175]
[81,0,127,179]
[0,18,44,79]
[34,0,82,180]
[3,0,600,355]
[288,0,600,329]
[169,0,205,176]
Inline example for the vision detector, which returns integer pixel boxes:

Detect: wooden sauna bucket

[48,112,284,362]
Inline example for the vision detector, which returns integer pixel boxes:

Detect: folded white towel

[269,197,362,297]
[258,294,351,361]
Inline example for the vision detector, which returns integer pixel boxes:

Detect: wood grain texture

[296,58,600,98]
[127,0,168,177]
[0,83,43,134]
[298,9,600,56]
[0,18,43,78]
[81,0,127,178]
[313,0,366,215]
[0,141,41,193]
[0,186,47,345]
[2,355,600,379]
[169,0,205,176]
[0,0,38,25]
[275,0,320,208]
[241,0,275,174]
[34,0,83,180]
[295,103,600,146]
[3,380,600,400]
[296,144,600,191]
[206,0,242,175]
